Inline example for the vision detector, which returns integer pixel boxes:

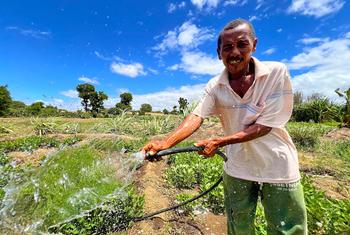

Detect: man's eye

[238,42,248,48]
[223,45,232,51]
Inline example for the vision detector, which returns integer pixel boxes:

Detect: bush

[292,99,340,123]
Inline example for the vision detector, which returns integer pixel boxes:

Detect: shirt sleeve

[255,65,293,128]
[192,85,217,119]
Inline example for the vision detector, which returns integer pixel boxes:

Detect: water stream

[0,146,145,234]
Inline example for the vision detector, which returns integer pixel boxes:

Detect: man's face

[217,24,257,76]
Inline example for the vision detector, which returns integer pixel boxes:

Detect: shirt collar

[217,57,270,86]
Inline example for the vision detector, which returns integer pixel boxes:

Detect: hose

[134,146,227,222]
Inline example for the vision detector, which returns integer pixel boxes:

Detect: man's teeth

[229,59,241,64]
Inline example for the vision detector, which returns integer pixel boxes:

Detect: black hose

[134,146,227,222]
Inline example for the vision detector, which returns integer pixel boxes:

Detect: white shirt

[192,57,300,183]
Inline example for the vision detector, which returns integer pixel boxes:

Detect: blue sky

[1,0,349,111]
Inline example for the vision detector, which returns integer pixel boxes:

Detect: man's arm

[195,123,272,156]
[142,113,203,156]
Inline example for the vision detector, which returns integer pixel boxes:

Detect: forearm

[216,123,272,147]
[164,113,203,148]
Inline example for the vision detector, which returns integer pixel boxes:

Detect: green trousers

[223,172,307,235]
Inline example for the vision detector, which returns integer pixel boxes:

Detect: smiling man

[143,19,307,234]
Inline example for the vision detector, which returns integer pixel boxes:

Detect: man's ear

[217,48,222,60]
[252,38,258,52]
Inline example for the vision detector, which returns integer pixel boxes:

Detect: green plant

[31,117,58,135]
[302,174,350,234]
[175,193,199,216]
[62,136,82,146]
[0,136,60,153]
[286,122,334,151]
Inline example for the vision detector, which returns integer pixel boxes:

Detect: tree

[27,102,45,116]
[163,109,169,115]
[293,91,303,106]
[178,97,188,114]
[0,85,12,116]
[335,88,350,126]
[120,93,133,106]
[171,105,178,115]
[139,103,152,115]
[115,92,133,114]
[76,83,95,112]
[76,83,108,117]
[90,91,108,117]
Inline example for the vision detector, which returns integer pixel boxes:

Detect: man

[143,19,307,234]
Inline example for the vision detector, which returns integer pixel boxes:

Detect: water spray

[48,146,227,233]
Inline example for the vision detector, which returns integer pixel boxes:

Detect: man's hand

[195,137,223,157]
[142,140,169,159]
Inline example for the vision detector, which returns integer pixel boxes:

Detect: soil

[324,127,350,140]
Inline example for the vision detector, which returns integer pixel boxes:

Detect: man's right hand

[142,140,169,159]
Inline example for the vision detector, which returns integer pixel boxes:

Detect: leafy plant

[31,117,58,136]
[0,136,60,153]
[175,193,199,216]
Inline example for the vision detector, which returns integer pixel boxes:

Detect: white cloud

[286,34,350,101]
[249,16,259,22]
[298,37,329,45]
[60,90,79,98]
[78,76,100,85]
[191,0,221,10]
[132,84,206,111]
[262,48,276,55]
[172,51,224,75]
[223,0,247,6]
[6,26,51,39]
[277,28,283,33]
[110,62,147,78]
[152,20,214,56]
[148,68,159,75]
[168,1,186,13]
[287,0,345,18]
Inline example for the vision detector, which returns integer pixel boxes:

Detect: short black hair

[217,19,256,50]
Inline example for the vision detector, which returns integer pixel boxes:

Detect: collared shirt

[192,57,300,183]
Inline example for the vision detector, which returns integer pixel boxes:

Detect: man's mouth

[228,58,242,65]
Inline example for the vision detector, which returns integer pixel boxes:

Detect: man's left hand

[194,138,223,157]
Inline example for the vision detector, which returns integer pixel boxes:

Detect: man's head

[217,19,257,77]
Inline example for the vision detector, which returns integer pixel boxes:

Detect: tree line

[0,84,190,118]
[1,84,348,126]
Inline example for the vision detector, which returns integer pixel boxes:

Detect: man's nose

[230,46,240,56]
